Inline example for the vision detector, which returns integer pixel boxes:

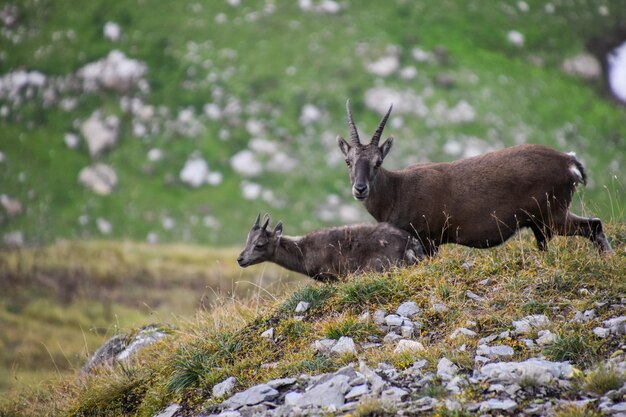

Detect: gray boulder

[479,358,574,386]
[78,163,118,195]
[221,384,279,410]
[81,111,120,157]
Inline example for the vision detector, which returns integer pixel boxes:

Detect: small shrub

[584,365,626,396]
[280,285,334,313]
[167,345,217,392]
[543,334,596,367]
[552,404,601,417]
[322,316,379,341]
[293,354,334,374]
[340,276,405,307]
[352,399,394,417]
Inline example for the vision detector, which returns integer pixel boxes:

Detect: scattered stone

[295,301,310,313]
[0,194,22,217]
[432,302,448,313]
[230,150,262,177]
[401,325,414,338]
[562,53,601,80]
[81,111,120,157]
[180,153,210,188]
[381,386,408,404]
[345,384,368,400]
[313,338,336,354]
[78,163,118,195]
[394,339,425,354]
[573,309,596,323]
[479,398,517,413]
[3,231,24,247]
[536,330,558,346]
[385,314,407,327]
[373,310,386,325]
[260,328,274,340]
[437,357,459,381]
[330,337,357,356]
[383,332,402,344]
[476,344,515,358]
[396,301,421,318]
[267,377,296,389]
[96,218,112,235]
[64,132,80,149]
[78,50,147,93]
[103,22,122,42]
[283,391,303,406]
[298,374,351,408]
[466,290,484,302]
[451,327,478,338]
[512,315,550,335]
[507,30,525,47]
[603,316,626,336]
[608,41,626,104]
[365,54,400,77]
[82,324,171,374]
[221,384,279,410]
[213,377,237,398]
[593,327,611,338]
[479,358,574,386]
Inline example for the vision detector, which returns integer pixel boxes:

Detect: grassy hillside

[1,0,625,247]
[1,225,624,416]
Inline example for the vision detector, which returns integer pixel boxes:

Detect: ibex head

[337,99,394,201]
[237,213,283,267]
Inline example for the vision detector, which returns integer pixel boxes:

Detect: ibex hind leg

[555,212,613,254]
[529,224,553,251]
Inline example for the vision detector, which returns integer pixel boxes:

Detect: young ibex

[337,100,613,256]
[237,214,425,282]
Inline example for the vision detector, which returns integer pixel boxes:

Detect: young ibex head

[237,213,283,267]
[337,99,394,201]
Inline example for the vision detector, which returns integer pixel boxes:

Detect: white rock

[401,325,414,338]
[385,314,406,327]
[240,181,262,200]
[161,217,175,230]
[213,377,237,398]
[383,332,402,344]
[206,172,223,186]
[365,54,400,77]
[78,163,118,195]
[399,66,417,80]
[3,231,24,247]
[284,391,303,406]
[466,289,484,301]
[373,310,386,325]
[299,104,323,125]
[396,301,420,318]
[507,30,525,47]
[221,384,279,409]
[608,41,626,103]
[412,47,433,63]
[230,150,262,177]
[261,328,274,340]
[64,133,80,149]
[451,327,478,338]
[381,386,408,404]
[0,151,4,162]
[479,398,517,412]
[562,53,601,80]
[180,154,210,188]
[103,22,121,42]
[96,218,112,235]
[78,50,147,93]
[536,330,558,346]
[512,314,550,335]
[81,111,119,157]
[330,336,357,356]
[479,358,574,386]
[437,357,459,380]
[476,344,514,358]
[298,374,350,407]
[147,148,163,162]
[345,384,368,400]
[394,339,425,354]
[295,301,310,313]
[0,194,22,217]
[313,338,337,353]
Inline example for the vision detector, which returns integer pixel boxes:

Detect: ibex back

[337,100,613,256]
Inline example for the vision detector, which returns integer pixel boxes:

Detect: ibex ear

[380,136,394,160]
[274,221,283,238]
[337,136,351,156]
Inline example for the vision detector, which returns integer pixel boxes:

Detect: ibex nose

[237,255,245,266]
[354,184,368,194]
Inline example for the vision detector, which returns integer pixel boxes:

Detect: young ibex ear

[337,136,351,156]
[274,221,283,238]
[380,136,394,160]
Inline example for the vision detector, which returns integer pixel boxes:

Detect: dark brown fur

[237,214,425,282]
[338,101,613,256]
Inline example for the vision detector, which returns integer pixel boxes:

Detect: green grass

[583,365,626,396]
[1,0,625,247]
[2,224,623,416]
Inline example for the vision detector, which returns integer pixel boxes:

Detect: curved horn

[253,213,261,229]
[371,103,393,146]
[261,213,271,230]
[345,99,361,145]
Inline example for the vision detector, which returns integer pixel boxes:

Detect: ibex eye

[375,160,382,167]
[255,242,265,248]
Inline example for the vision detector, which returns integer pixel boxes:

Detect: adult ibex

[337,100,613,256]
[237,214,425,282]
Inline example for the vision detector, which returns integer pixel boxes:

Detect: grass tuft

[583,365,626,396]
[543,334,597,367]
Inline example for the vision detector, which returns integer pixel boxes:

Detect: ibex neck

[272,236,309,276]
[365,168,395,221]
